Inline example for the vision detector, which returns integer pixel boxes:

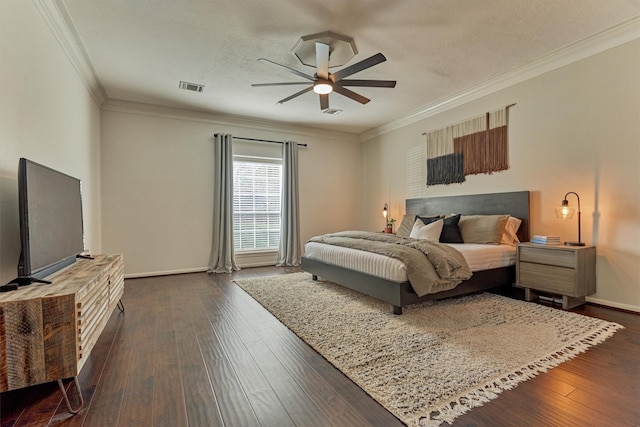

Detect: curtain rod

[233,136,308,147]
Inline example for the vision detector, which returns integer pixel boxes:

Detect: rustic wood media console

[0,254,124,413]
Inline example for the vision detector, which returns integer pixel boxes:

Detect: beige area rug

[234,272,623,426]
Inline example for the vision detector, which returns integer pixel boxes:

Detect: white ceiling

[56,0,640,135]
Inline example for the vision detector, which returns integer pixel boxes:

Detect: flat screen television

[10,158,85,286]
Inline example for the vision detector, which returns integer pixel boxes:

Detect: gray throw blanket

[309,231,472,297]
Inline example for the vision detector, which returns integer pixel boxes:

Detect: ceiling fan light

[313,82,332,94]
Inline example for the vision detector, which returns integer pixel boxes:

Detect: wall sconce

[554,192,585,246]
[382,203,388,228]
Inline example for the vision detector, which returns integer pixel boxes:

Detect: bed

[301,191,530,314]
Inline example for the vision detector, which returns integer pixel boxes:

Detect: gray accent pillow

[458,214,509,244]
[439,214,464,243]
[396,215,415,237]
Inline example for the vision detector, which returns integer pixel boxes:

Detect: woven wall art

[424,106,513,186]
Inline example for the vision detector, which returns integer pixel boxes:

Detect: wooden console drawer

[0,254,124,392]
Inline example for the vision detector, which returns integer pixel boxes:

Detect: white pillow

[500,216,523,246]
[410,218,444,241]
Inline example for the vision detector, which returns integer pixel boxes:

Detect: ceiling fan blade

[336,79,396,88]
[252,82,313,87]
[319,93,329,110]
[330,53,387,82]
[258,58,315,81]
[276,86,314,105]
[316,42,329,80]
[332,85,370,105]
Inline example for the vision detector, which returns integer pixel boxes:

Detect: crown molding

[360,16,640,142]
[34,0,106,106]
[102,99,358,143]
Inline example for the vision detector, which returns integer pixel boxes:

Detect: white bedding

[304,241,516,283]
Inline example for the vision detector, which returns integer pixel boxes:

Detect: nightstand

[515,242,596,309]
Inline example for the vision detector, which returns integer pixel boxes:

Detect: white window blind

[233,157,282,252]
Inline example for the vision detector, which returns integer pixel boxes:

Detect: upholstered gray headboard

[406,191,530,242]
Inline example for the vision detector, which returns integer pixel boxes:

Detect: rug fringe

[418,322,625,426]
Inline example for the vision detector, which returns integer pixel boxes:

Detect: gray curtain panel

[276,141,301,266]
[208,133,239,273]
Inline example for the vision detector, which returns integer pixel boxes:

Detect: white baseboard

[125,267,208,279]
[123,256,277,278]
[236,260,278,268]
[586,296,640,313]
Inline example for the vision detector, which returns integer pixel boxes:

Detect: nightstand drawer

[519,246,575,268]
[518,262,578,295]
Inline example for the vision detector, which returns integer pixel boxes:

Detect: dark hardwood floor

[1,266,639,426]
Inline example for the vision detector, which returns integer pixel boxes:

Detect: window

[233,156,282,252]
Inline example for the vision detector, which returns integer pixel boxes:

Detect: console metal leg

[57,376,84,414]
[117,299,125,313]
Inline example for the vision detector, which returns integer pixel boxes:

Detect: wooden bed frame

[301,191,530,314]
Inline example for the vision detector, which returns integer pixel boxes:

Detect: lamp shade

[554,200,575,219]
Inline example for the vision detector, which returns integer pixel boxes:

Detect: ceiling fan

[251,41,396,111]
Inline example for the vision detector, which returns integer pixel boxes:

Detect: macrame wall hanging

[423,104,514,186]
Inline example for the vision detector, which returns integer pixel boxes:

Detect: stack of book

[531,235,561,245]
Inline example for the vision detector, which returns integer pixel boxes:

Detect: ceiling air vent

[179,81,204,93]
[323,108,342,115]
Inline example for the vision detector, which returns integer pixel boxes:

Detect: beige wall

[5,0,636,312]
[0,0,102,285]
[100,103,361,276]
[360,40,640,311]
